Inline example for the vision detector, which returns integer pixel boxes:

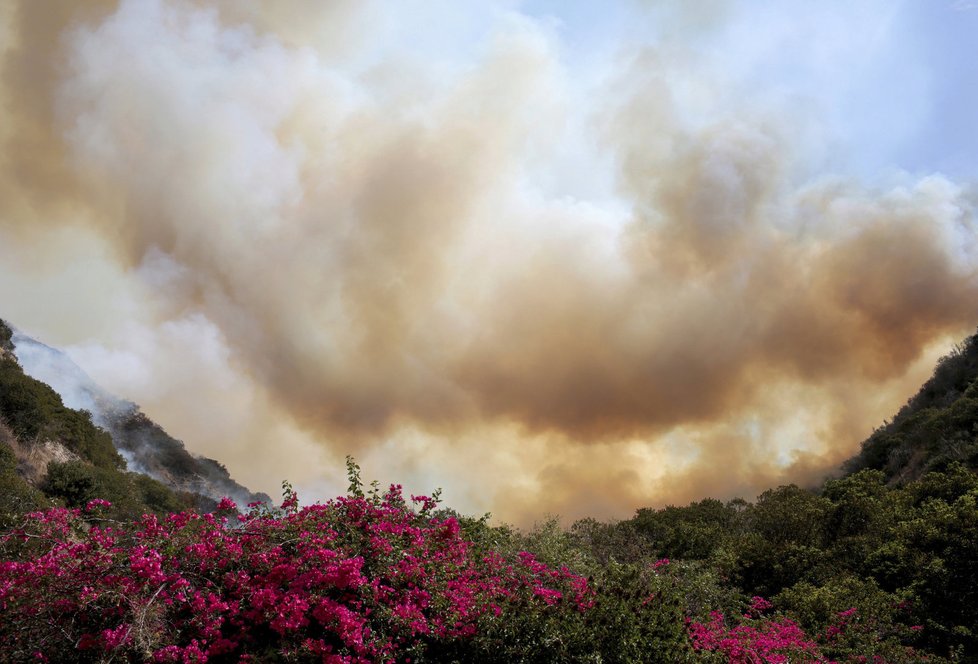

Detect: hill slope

[845,328,978,481]
[0,317,269,520]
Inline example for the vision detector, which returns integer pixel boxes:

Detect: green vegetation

[848,330,978,480]
[409,463,977,661]
[41,459,192,518]
[434,328,978,661]
[0,319,12,353]
[0,427,47,529]
[0,318,196,521]
[0,355,123,470]
[599,467,978,660]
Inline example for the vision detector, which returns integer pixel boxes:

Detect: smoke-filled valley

[4,315,978,660]
[6,3,978,661]
[1,0,978,525]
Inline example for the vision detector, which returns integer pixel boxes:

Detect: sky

[1,0,977,524]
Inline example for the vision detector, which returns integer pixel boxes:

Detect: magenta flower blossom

[0,485,593,662]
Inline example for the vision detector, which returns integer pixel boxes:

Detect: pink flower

[749,596,773,614]
[101,624,130,649]
[0,481,599,661]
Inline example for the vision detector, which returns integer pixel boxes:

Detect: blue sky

[517,0,978,180]
[895,1,978,177]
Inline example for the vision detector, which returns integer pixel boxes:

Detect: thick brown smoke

[1,0,976,523]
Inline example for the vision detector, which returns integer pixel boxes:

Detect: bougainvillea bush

[0,475,593,663]
[0,457,929,663]
[687,596,825,663]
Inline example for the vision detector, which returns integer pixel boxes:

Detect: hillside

[845,329,978,481]
[0,317,268,523]
[604,329,978,660]
[9,328,270,509]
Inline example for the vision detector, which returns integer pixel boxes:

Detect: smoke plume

[2,0,976,523]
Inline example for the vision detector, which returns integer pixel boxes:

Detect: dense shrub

[0,319,12,353]
[0,357,123,470]
[633,498,739,562]
[847,329,978,480]
[775,578,924,663]
[0,440,48,529]
[2,461,957,662]
[0,478,595,662]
